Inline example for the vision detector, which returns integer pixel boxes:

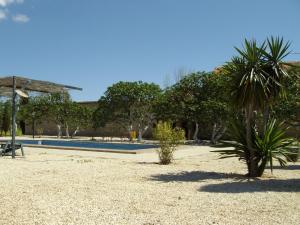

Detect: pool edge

[24,144,158,154]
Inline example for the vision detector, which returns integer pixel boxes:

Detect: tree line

[0,93,93,138]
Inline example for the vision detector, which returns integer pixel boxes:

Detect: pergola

[0,76,82,158]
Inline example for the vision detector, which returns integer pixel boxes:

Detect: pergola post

[11,76,16,158]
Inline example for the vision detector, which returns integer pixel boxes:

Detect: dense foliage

[18,93,92,138]
[155,72,231,142]
[273,65,300,135]
[93,81,161,140]
[0,101,11,135]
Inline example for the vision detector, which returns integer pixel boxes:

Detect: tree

[18,95,51,137]
[18,93,92,138]
[273,64,300,132]
[222,36,293,177]
[93,81,161,141]
[155,72,207,140]
[48,93,92,138]
[197,72,231,143]
[155,72,231,142]
[1,100,11,135]
[65,103,93,138]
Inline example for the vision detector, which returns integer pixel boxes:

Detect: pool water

[3,140,156,151]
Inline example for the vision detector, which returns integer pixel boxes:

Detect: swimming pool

[0,139,157,153]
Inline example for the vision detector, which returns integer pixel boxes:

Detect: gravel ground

[0,146,299,225]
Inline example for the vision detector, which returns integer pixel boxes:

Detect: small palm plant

[214,118,296,177]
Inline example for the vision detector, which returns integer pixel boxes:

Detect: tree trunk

[214,126,227,143]
[72,126,80,138]
[263,106,270,133]
[57,124,62,139]
[211,123,217,144]
[246,104,260,177]
[211,124,226,144]
[193,122,199,141]
[257,158,268,177]
[65,123,70,138]
[128,124,133,141]
[138,128,142,142]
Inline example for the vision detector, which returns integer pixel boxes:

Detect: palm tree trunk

[263,106,270,133]
[246,104,259,177]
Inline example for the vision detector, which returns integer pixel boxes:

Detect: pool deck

[0,144,299,225]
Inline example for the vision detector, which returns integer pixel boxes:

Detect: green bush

[153,122,185,164]
[0,128,23,136]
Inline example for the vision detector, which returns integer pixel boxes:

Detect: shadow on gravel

[199,179,300,193]
[266,164,300,171]
[150,171,246,182]
[137,162,160,165]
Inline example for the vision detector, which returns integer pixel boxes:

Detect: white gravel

[0,146,299,225]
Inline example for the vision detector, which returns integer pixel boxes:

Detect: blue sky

[0,0,299,101]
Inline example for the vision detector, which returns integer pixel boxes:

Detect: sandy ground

[0,145,299,225]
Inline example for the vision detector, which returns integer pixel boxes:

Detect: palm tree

[261,37,291,128]
[224,37,292,177]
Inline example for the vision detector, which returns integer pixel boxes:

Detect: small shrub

[1,129,23,136]
[154,122,185,164]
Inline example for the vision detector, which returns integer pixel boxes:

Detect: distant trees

[198,72,232,144]
[1,101,11,135]
[157,72,206,140]
[273,64,300,132]
[18,95,50,137]
[18,93,92,138]
[46,93,92,138]
[155,72,231,143]
[93,81,161,141]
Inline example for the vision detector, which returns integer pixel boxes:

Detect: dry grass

[0,146,299,225]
